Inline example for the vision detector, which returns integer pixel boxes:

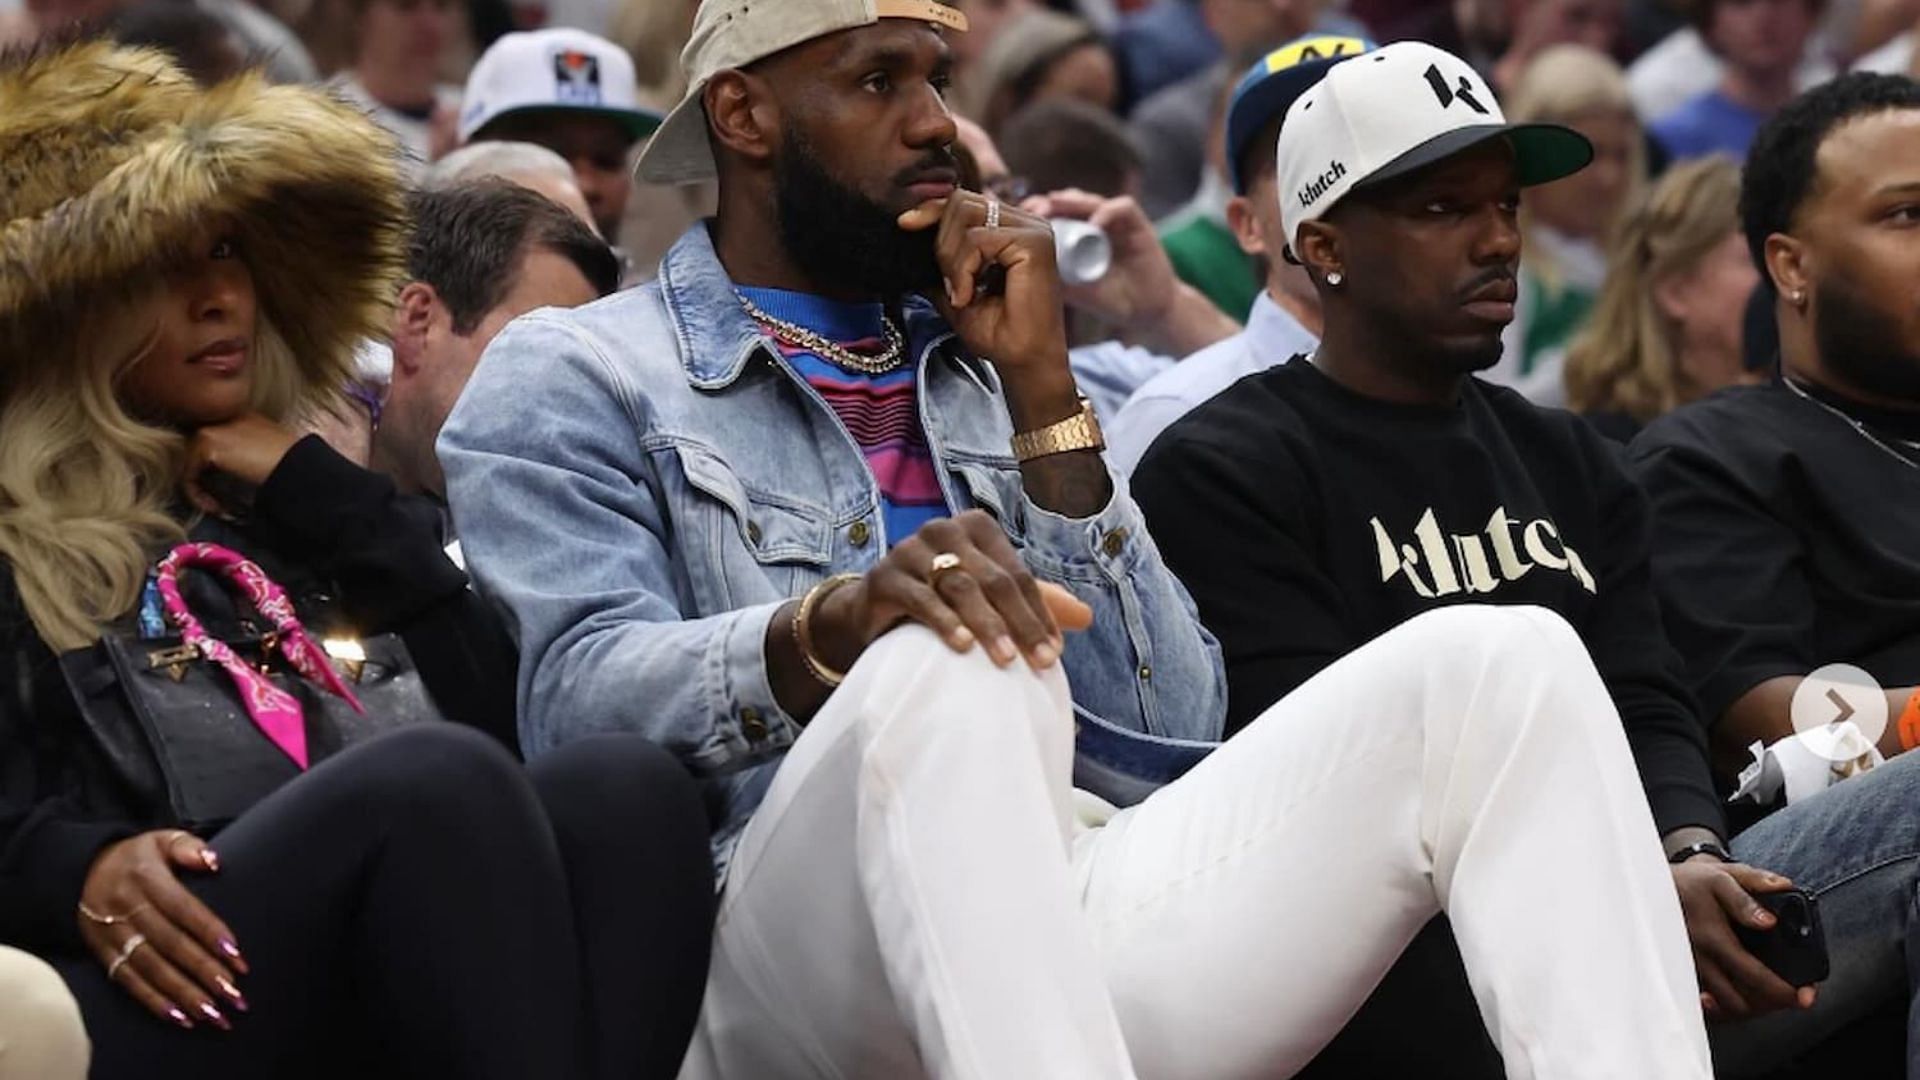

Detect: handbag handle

[153,542,364,769]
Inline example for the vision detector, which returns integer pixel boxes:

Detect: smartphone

[1735,888,1829,987]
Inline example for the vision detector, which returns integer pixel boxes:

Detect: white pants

[679,606,1711,1080]
[0,947,88,1080]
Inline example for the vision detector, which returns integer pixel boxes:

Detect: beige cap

[635,0,967,184]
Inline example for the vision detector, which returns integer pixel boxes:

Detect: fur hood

[0,41,407,400]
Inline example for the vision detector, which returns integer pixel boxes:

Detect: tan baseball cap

[635,0,968,184]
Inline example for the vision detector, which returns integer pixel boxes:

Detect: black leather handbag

[59,546,441,831]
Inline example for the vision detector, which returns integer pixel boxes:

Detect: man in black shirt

[1134,40,1899,1075]
[1630,74,1920,1072]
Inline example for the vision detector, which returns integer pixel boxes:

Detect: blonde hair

[1563,156,1745,423]
[1506,45,1644,281]
[0,280,306,652]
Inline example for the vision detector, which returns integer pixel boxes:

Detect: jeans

[1716,749,1920,1077]
[680,607,1711,1079]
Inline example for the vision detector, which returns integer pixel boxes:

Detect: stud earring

[1791,290,1805,306]
[1326,271,1344,287]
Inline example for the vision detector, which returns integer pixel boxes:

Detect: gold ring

[107,932,148,980]
[929,551,965,588]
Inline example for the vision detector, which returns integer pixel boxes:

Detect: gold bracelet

[793,573,863,688]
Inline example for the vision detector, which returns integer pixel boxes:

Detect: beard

[1815,270,1920,402]
[774,126,945,297]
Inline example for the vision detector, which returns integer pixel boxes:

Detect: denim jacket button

[740,707,768,740]
[1101,528,1129,558]
[849,520,872,548]
[1137,665,1152,681]
[746,521,763,546]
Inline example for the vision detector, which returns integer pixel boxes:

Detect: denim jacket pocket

[672,442,834,611]
[950,458,1029,539]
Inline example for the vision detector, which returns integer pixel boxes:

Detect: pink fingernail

[216,976,248,1012]
[199,1002,230,1031]
[168,1007,194,1030]
[201,849,221,872]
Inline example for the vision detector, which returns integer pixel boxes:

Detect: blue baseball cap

[1225,33,1375,195]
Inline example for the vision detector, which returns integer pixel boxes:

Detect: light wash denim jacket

[439,225,1225,868]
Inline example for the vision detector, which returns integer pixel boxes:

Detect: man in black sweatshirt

[1133,39,1866,1074]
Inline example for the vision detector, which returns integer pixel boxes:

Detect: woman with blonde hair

[0,41,711,1079]
[1486,43,1647,405]
[1564,156,1761,441]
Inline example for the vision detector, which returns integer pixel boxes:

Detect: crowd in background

[4,0,1920,1076]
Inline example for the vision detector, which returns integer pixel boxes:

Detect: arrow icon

[1826,687,1856,727]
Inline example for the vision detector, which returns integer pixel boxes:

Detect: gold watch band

[1010,398,1105,462]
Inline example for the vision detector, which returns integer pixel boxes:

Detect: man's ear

[1226,195,1266,258]
[706,69,778,167]
[1763,232,1808,305]
[390,282,439,377]
[1295,220,1342,286]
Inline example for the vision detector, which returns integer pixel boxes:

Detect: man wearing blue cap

[1109,34,1365,474]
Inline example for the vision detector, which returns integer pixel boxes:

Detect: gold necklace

[739,294,907,376]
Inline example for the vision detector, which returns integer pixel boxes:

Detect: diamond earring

[1327,271,1344,287]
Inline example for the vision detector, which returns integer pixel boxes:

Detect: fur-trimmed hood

[0,41,407,401]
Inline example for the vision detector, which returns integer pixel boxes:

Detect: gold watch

[1010,396,1104,462]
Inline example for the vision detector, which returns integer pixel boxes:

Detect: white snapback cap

[1275,40,1592,250]
[460,28,663,145]
[635,0,968,185]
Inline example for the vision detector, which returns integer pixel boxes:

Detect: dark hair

[997,99,1142,198]
[1740,72,1920,273]
[405,179,620,333]
[107,0,246,86]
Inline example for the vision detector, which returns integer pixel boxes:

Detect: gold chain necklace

[739,294,907,376]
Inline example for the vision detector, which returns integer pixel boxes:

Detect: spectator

[1630,73,1920,1075]
[1852,0,1920,72]
[0,42,713,1079]
[460,28,662,258]
[1564,156,1760,441]
[0,947,87,1080]
[1106,34,1365,473]
[1483,44,1644,405]
[997,99,1142,198]
[423,140,599,230]
[107,0,247,84]
[330,0,463,177]
[1648,0,1820,161]
[443,6,1716,1075]
[1,0,315,80]
[1157,73,1259,319]
[374,180,619,502]
[1384,0,1511,77]
[1111,0,1218,102]
[947,0,1036,76]
[1134,40,1920,1077]
[1627,5,1836,122]
[957,7,1118,135]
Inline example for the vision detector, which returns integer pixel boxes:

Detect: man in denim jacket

[439,3,1715,1076]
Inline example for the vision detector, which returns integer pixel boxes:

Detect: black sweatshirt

[1131,360,1726,840]
[0,436,518,954]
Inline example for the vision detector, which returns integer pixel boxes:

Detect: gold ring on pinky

[983,199,1001,229]
[929,552,965,588]
[107,932,148,980]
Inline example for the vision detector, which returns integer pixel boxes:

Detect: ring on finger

[80,901,150,927]
[928,551,965,589]
[983,198,1001,229]
[107,932,148,980]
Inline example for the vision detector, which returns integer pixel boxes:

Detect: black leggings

[54,725,715,1080]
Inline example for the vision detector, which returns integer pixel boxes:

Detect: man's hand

[1020,189,1173,327]
[1672,857,1818,1021]
[897,193,1071,386]
[812,510,1080,672]
[182,412,302,518]
[79,830,247,1030]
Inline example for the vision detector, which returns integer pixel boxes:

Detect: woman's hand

[78,830,247,1030]
[182,413,302,518]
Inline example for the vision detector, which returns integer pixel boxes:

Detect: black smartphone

[1734,888,1829,987]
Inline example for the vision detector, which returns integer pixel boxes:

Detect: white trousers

[679,605,1712,1080]
[0,947,88,1080]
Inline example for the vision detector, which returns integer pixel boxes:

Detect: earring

[1790,290,1805,306]
[1326,271,1344,287]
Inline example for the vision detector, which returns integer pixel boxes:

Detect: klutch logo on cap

[553,50,603,106]
[1422,64,1488,115]
[1297,160,1348,209]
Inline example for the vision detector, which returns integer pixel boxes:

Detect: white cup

[1051,219,1112,286]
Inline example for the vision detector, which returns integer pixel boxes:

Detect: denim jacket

[439,225,1225,866]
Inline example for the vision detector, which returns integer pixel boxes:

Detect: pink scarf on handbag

[152,542,365,769]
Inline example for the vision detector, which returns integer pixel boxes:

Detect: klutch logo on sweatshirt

[1297,160,1348,209]
[1369,507,1595,598]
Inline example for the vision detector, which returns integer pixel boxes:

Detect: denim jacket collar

[657,222,990,393]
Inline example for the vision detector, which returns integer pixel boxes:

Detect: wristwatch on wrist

[1010,395,1104,462]
[1667,839,1733,865]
